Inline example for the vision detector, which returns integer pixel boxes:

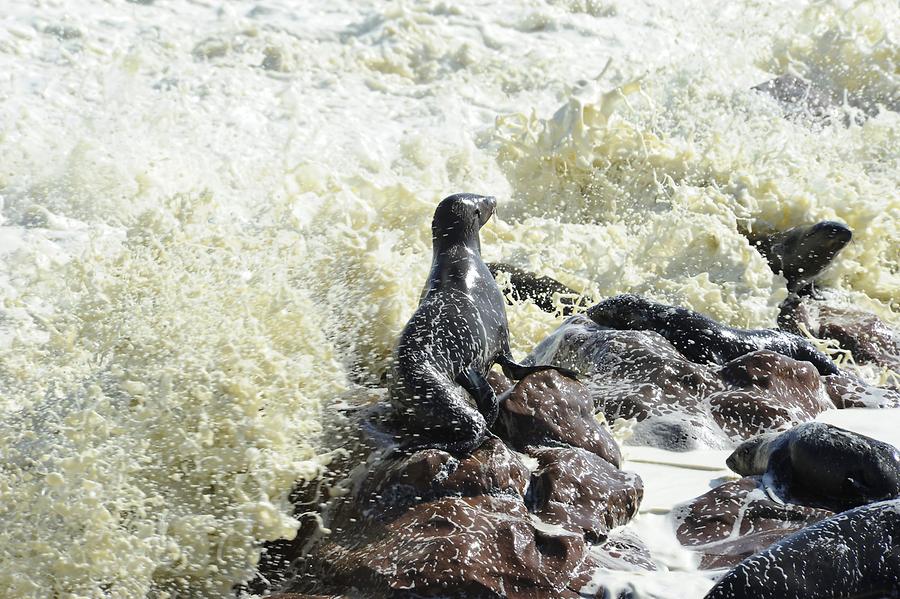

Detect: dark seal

[726,422,900,512]
[704,498,900,599]
[487,262,586,315]
[747,220,852,296]
[389,193,570,456]
[586,294,839,375]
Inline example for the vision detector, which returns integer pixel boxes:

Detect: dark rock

[309,495,589,599]
[525,316,833,450]
[487,369,513,395]
[779,295,900,373]
[526,315,724,450]
[709,351,832,439]
[495,369,622,467]
[350,437,529,523]
[673,477,832,569]
[589,528,657,572]
[705,499,900,599]
[526,447,643,541]
[822,373,900,408]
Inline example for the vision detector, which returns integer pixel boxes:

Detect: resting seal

[705,498,900,599]
[747,220,852,296]
[389,193,569,456]
[586,294,839,375]
[726,422,900,511]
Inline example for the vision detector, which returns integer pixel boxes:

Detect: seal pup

[586,294,839,375]
[747,220,852,297]
[487,262,587,315]
[726,422,900,512]
[389,193,572,456]
[704,498,900,599]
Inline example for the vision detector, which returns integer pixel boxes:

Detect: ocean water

[0,0,897,597]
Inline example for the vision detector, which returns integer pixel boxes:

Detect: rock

[526,315,725,451]
[350,436,529,523]
[780,295,900,374]
[673,478,832,569]
[308,494,589,598]
[708,351,832,439]
[589,528,657,572]
[822,373,900,408]
[705,499,900,599]
[526,447,643,541]
[525,316,833,450]
[495,369,622,467]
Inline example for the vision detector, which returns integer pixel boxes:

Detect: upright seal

[389,193,569,456]
[747,220,852,296]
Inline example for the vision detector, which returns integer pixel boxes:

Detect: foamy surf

[0,0,897,597]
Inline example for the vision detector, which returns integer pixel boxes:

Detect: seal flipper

[495,353,579,381]
[455,369,500,427]
[763,446,793,505]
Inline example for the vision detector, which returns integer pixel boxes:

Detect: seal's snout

[476,195,496,227]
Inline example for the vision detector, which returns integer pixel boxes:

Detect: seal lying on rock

[389,193,571,456]
[746,220,852,296]
[704,498,900,599]
[727,422,900,512]
[587,294,839,375]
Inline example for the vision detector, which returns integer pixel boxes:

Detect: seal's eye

[474,208,481,218]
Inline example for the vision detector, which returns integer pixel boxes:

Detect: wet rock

[526,315,725,450]
[526,447,643,541]
[673,478,832,569]
[487,369,513,395]
[589,528,657,572]
[495,369,622,467]
[350,436,529,523]
[709,351,832,439]
[309,494,589,599]
[822,373,900,408]
[779,295,900,373]
[525,316,833,450]
[705,499,900,599]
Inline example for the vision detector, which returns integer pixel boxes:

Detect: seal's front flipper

[495,353,579,381]
[455,369,499,427]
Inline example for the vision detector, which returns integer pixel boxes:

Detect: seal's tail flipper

[495,353,579,381]
[455,369,499,427]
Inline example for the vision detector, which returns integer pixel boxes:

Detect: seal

[586,294,839,375]
[747,220,852,296]
[704,498,900,599]
[487,262,586,315]
[389,193,571,456]
[726,422,900,512]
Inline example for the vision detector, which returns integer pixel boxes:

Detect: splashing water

[0,0,897,596]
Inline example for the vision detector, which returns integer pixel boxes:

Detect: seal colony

[260,193,900,599]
